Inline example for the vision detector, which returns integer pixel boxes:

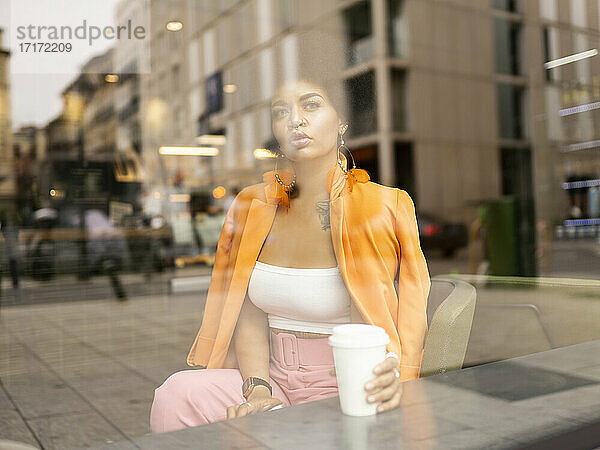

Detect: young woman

[150,78,430,433]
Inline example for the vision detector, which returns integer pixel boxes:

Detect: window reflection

[344,70,377,137]
[1,0,600,447]
[493,17,521,76]
[343,0,373,67]
[387,0,407,59]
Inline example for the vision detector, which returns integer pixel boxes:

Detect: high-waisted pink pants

[150,329,339,433]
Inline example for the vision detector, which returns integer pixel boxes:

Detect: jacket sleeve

[187,194,240,368]
[395,190,431,381]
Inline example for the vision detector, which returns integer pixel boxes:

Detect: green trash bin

[482,196,537,278]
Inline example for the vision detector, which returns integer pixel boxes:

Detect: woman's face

[271,80,343,162]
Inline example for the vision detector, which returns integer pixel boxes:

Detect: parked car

[417,212,468,258]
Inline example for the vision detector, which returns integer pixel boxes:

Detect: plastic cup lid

[328,324,390,349]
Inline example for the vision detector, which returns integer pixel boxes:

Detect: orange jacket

[187,164,431,382]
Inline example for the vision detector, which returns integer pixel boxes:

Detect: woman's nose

[288,105,305,129]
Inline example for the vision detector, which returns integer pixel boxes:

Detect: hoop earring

[274,151,296,191]
[337,129,356,175]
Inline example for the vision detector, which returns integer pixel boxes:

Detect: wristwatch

[242,377,273,399]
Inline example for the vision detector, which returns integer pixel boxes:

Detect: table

[95,339,600,449]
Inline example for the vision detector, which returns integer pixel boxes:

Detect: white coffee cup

[328,324,390,416]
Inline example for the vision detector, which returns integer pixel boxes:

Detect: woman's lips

[289,131,311,148]
[289,137,312,148]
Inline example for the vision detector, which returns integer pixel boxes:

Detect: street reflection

[0,0,599,447]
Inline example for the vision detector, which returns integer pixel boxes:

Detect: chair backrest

[420,277,476,378]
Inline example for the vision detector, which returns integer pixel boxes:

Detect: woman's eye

[304,101,320,110]
[272,108,288,118]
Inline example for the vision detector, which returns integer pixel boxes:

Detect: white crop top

[247,261,352,334]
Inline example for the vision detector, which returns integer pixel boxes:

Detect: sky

[0,0,122,130]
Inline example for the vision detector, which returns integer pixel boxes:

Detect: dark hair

[268,30,351,199]
[271,30,347,122]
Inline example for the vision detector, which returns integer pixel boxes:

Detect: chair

[419,277,476,377]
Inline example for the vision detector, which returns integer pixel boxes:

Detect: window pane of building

[394,142,414,197]
[494,17,521,75]
[353,144,379,182]
[497,83,524,139]
[343,0,374,66]
[388,0,408,58]
[543,26,560,82]
[391,69,407,132]
[345,70,377,137]
[491,0,520,12]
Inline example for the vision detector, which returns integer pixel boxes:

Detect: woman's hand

[226,390,284,419]
[364,356,403,413]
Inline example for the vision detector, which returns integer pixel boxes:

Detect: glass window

[388,0,408,58]
[352,144,379,182]
[6,2,600,446]
[574,33,592,85]
[278,0,294,30]
[345,70,377,137]
[491,0,520,12]
[394,142,414,196]
[494,17,522,75]
[391,69,407,132]
[497,83,525,139]
[343,0,374,66]
[542,27,560,82]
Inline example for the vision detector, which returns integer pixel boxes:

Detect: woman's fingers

[364,369,397,393]
[375,383,403,413]
[226,402,253,419]
[236,402,254,417]
[364,357,403,413]
[372,356,399,375]
[226,405,236,419]
[366,378,400,404]
[263,398,284,411]
[227,398,284,419]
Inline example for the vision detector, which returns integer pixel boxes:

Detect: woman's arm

[227,294,284,418]
[232,294,272,399]
[395,190,431,381]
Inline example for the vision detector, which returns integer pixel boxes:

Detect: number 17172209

[19,42,73,52]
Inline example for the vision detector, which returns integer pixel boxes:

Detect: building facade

[139,0,600,231]
[0,29,13,210]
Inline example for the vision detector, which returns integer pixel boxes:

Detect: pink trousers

[150,329,339,433]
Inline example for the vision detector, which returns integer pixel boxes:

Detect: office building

[141,0,600,229]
